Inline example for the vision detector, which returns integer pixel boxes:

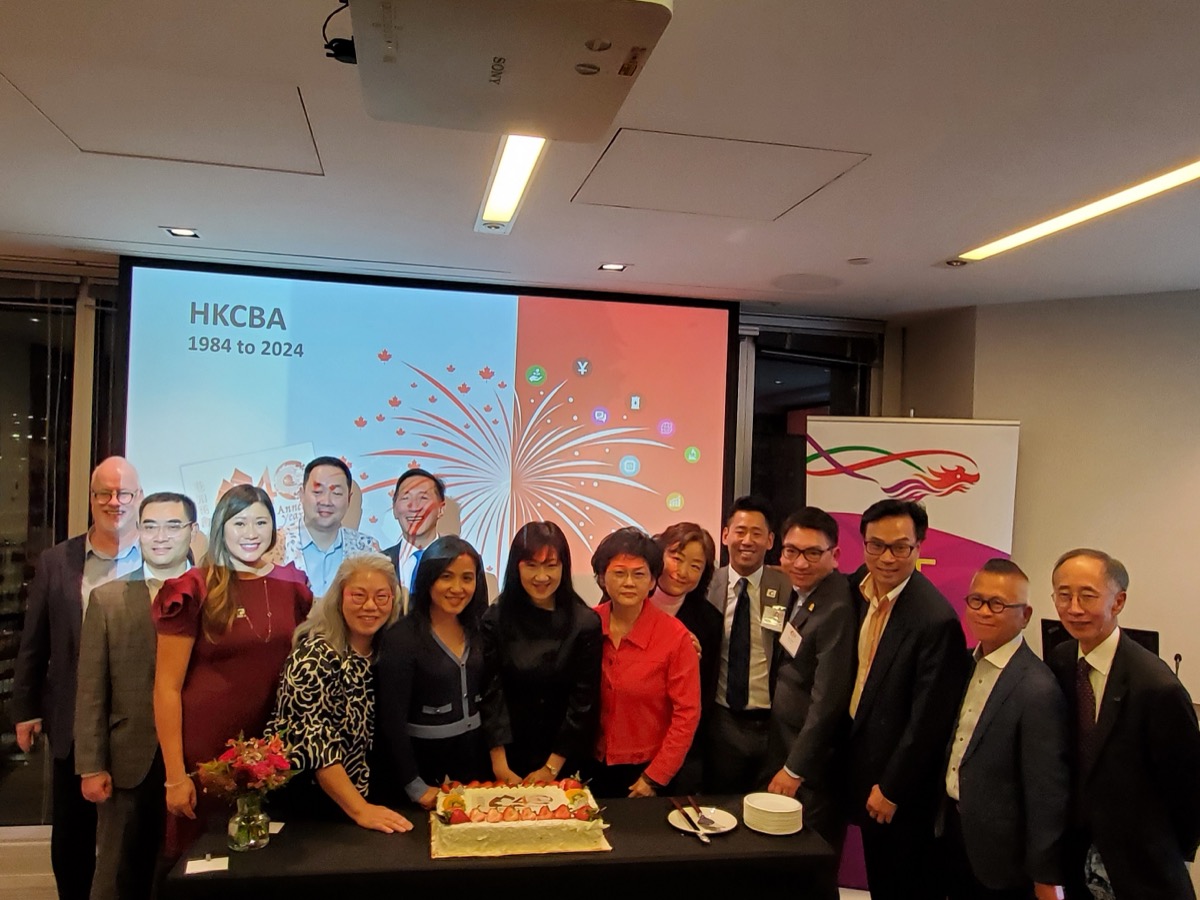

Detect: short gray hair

[1052,548,1129,592]
[293,553,403,657]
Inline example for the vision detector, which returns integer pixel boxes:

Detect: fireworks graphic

[363,362,670,572]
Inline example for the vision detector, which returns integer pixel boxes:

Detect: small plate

[668,806,738,835]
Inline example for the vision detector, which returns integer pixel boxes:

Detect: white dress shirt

[716,565,772,710]
[1079,626,1121,722]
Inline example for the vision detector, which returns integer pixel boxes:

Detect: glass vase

[227,792,271,852]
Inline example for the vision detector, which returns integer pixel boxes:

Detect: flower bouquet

[196,733,293,851]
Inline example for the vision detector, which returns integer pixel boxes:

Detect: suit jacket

[1050,633,1200,900]
[952,640,1070,890]
[765,570,857,785]
[74,570,160,789]
[707,565,796,707]
[846,565,969,823]
[12,535,87,760]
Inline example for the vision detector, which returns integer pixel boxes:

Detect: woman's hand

[523,765,556,784]
[352,803,414,834]
[493,765,522,785]
[417,786,440,810]
[165,777,197,819]
[687,630,702,658]
[627,776,656,798]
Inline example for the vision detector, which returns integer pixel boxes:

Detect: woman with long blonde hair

[152,484,312,856]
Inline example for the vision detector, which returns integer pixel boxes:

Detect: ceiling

[2,1,1199,318]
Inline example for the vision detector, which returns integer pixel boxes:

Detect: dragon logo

[805,435,980,502]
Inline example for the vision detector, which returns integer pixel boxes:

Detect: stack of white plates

[742,792,803,835]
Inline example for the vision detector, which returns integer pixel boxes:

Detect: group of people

[12,454,1200,900]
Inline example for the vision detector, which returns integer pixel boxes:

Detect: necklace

[237,578,274,643]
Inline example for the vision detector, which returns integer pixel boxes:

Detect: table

[164,796,835,898]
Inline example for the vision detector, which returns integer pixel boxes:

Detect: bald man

[14,456,143,900]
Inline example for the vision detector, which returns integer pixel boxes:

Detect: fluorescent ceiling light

[960,157,1200,261]
[598,263,628,271]
[162,226,200,238]
[475,135,547,235]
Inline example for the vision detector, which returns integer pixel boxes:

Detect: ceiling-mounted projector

[347,0,673,142]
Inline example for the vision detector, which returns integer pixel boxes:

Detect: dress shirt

[849,572,911,717]
[290,523,381,598]
[1078,626,1120,722]
[81,536,141,618]
[716,566,773,710]
[396,535,439,595]
[595,602,701,787]
[945,633,1025,800]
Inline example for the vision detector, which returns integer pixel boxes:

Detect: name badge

[760,604,788,633]
[780,623,803,657]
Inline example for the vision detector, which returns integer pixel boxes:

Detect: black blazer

[951,640,1070,890]
[766,571,857,785]
[13,535,87,760]
[479,594,602,774]
[674,591,724,717]
[1050,632,1200,900]
[846,566,969,822]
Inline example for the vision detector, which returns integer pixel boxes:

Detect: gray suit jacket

[13,535,87,760]
[953,640,1069,890]
[707,565,796,707]
[766,571,857,784]
[74,570,160,788]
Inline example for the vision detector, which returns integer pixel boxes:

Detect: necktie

[726,577,751,710]
[1076,657,1097,761]
[408,547,424,595]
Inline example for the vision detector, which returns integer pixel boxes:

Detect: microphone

[1173,653,1182,677]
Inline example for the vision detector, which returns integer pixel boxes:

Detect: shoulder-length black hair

[498,521,584,615]
[408,535,489,631]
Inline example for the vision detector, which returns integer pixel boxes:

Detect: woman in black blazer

[481,522,602,784]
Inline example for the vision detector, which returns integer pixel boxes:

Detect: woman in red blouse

[586,527,700,799]
[152,485,312,856]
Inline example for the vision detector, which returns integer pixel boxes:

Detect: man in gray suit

[705,496,795,793]
[13,456,142,900]
[75,491,196,900]
[939,558,1069,900]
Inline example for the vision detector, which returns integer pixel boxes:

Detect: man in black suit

[939,558,1069,900]
[1048,548,1200,900]
[383,467,446,602]
[705,495,795,793]
[13,456,142,900]
[763,506,857,846]
[846,498,969,900]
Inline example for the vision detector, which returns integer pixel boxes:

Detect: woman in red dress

[152,485,312,856]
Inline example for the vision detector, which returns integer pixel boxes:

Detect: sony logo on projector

[189,303,287,330]
[490,57,506,86]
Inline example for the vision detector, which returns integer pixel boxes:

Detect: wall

[896,307,976,419]
[972,290,1200,695]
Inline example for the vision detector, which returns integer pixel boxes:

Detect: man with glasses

[75,492,196,900]
[1047,549,1200,900]
[846,498,968,900]
[937,559,1068,900]
[283,456,381,598]
[13,456,143,900]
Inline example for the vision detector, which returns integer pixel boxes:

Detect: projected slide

[125,264,729,579]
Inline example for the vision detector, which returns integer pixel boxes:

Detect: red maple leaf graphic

[368,515,378,524]
[483,404,493,412]
[497,381,507,389]
[408,460,420,469]
[375,414,385,422]
[463,423,471,430]
[359,471,368,480]
[340,456,351,466]
[388,396,400,407]
[395,427,405,436]
[421,441,429,447]
[457,383,470,394]
[353,416,367,428]
[492,418,499,424]
[410,382,418,389]
[446,364,456,373]
[428,395,437,403]
[377,349,392,362]
[479,366,494,380]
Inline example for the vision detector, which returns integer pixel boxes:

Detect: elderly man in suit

[1048,548,1200,900]
[705,495,794,793]
[13,456,143,900]
[939,558,1069,900]
[846,498,969,900]
[75,491,196,900]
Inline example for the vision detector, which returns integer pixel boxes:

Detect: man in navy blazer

[12,457,142,900]
[1048,548,1200,900]
[939,559,1069,900]
[846,499,969,900]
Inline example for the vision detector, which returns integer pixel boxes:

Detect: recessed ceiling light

[959,156,1200,261]
[475,134,547,235]
[944,259,969,267]
[598,263,628,272]
[162,227,200,238]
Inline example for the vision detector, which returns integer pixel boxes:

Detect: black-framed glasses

[863,539,917,559]
[965,594,1027,614]
[781,545,833,564]
[92,489,138,504]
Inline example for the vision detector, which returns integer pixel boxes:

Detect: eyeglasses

[781,545,833,564]
[92,489,138,504]
[863,539,917,559]
[607,568,652,584]
[965,594,1027,614]
[345,590,395,608]
[140,521,193,535]
[1051,589,1105,610]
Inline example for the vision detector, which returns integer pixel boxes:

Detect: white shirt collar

[730,565,764,593]
[1079,625,1121,676]
[977,632,1024,669]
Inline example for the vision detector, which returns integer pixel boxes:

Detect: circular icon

[658,419,675,437]
[665,492,685,512]
[592,407,610,425]
[525,365,547,385]
[684,446,701,464]
[618,455,641,477]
